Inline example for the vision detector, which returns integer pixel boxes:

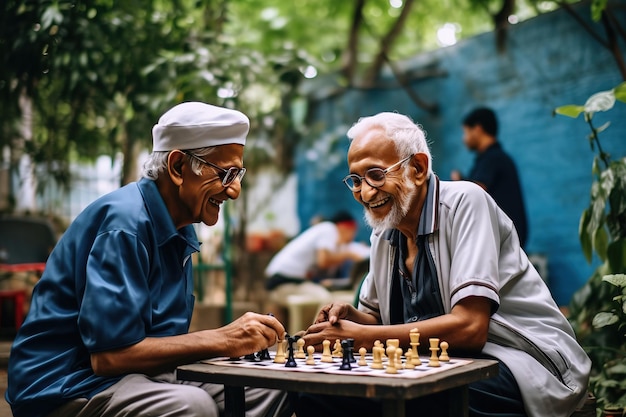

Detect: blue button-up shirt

[7,178,199,417]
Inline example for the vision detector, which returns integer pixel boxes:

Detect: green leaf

[607,239,626,273]
[591,0,608,21]
[602,274,626,288]
[594,226,609,261]
[593,311,619,328]
[579,209,593,263]
[614,82,626,103]
[585,90,616,113]
[554,105,585,118]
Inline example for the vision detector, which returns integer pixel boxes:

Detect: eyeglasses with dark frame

[182,151,246,187]
[343,154,414,192]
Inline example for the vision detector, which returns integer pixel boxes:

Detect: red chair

[0,215,56,331]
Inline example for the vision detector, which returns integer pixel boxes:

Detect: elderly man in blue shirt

[6,102,290,417]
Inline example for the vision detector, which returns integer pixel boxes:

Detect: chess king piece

[409,328,420,366]
[428,338,440,367]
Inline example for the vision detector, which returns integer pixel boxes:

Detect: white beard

[364,171,418,234]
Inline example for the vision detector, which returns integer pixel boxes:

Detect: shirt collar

[383,174,440,243]
[137,178,200,251]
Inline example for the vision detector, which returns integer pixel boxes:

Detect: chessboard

[201,353,472,379]
[201,333,472,379]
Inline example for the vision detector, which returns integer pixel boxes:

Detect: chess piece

[439,341,450,362]
[428,338,440,367]
[305,345,316,365]
[332,339,343,358]
[344,337,356,363]
[371,345,384,369]
[285,335,298,368]
[258,347,271,361]
[358,347,367,366]
[321,340,333,362]
[296,338,306,359]
[385,346,397,374]
[274,338,286,364]
[396,348,404,369]
[339,340,352,370]
[374,340,386,360]
[404,349,415,369]
[409,328,420,366]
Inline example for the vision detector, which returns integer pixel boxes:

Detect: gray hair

[141,147,219,180]
[346,112,433,176]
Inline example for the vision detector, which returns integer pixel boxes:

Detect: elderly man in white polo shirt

[299,111,591,417]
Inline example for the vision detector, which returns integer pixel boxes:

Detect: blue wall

[296,1,626,306]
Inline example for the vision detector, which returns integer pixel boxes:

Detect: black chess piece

[244,353,259,362]
[285,335,298,368]
[347,338,356,363]
[339,340,352,371]
[257,348,271,361]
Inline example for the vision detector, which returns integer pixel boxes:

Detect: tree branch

[363,0,416,86]
[601,10,626,80]
[340,0,366,84]
[493,0,515,52]
[556,0,609,48]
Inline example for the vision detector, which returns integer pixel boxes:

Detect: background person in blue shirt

[450,107,528,247]
[6,102,291,417]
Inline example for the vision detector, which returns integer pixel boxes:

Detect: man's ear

[413,153,429,180]
[167,151,185,186]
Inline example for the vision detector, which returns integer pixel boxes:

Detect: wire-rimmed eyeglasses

[182,151,246,187]
[342,154,414,192]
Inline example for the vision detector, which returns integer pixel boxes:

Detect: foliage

[555,82,626,411]
[589,274,626,410]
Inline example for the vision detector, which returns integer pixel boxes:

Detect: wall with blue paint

[297,1,626,306]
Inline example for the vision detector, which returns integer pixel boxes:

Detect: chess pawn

[439,341,450,362]
[296,338,306,359]
[405,349,415,369]
[358,347,367,367]
[385,346,397,374]
[274,339,287,364]
[321,340,333,363]
[396,348,404,369]
[305,345,316,365]
[428,338,440,367]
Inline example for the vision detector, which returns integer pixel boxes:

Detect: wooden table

[177,358,499,417]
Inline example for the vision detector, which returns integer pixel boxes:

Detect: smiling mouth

[367,196,390,209]
[209,198,223,207]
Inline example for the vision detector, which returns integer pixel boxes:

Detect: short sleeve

[444,184,502,311]
[78,230,151,352]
